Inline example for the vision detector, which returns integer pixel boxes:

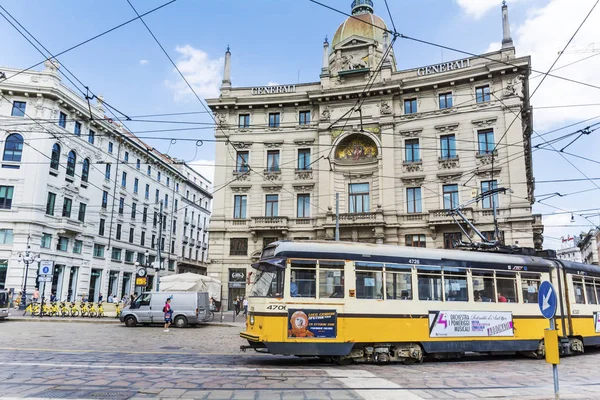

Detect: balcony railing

[251,216,289,230]
[429,208,473,224]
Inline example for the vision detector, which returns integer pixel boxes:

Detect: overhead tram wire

[0,0,177,84]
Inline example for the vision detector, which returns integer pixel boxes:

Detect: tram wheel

[332,356,353,365]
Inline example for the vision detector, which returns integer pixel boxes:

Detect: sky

[0,0,599,249]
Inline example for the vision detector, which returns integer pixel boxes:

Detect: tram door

[553,264,573,337]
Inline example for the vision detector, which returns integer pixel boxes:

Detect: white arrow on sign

[543,287,553,311]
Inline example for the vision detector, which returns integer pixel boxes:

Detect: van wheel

[124,315,137,327]
[174,316,187,328]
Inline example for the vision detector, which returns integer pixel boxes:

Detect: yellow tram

[240,241,600,364]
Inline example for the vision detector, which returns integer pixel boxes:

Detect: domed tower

[322,0,396,84]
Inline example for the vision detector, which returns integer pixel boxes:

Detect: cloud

[266,81,279,86]
[188,159,215,187]
[541,212,576,250]
[139,59,149,66]
[456,0,506,19]
[166,45,223,101]
[484,41,502,53]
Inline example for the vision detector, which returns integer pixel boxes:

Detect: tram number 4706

[266,305,287,311]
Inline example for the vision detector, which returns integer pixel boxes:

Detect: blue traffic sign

[41,266,50,274]
[538,281,557,319]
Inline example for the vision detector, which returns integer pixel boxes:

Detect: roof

[331,12,387,48]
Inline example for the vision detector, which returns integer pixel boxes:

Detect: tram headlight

[249,313,255,325]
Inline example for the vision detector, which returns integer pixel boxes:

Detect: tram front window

[250,269,284,297]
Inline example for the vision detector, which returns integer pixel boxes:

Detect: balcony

[292,218,316,227]
[56,217,84,234]
[325,205,386,227]
[400,213,429,227]
[251,216,289,230]
[294,168,313,180]
[429,208,473,225]
[263,169,281,181]
[227,219,249,227]
[438,156,460,170]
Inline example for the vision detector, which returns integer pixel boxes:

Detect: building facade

[0,60,212,300]
[206,1,543,308]
[579,230,599,266]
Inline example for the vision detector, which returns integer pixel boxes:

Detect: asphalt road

[1,319,600,399]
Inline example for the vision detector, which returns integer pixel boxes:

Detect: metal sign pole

[539,281,560,400]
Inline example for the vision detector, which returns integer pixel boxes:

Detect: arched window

[82,158,90,182]
[3,133,24,162]
[50,143,61,170]
[66,150,76,177]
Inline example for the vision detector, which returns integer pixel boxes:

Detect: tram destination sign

[429,310,514,338]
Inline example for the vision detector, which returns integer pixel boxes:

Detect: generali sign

[417,59,472,76]
[251,85,296,95]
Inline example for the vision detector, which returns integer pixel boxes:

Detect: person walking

[243,296,248,316]
[32,288,40,303]
[163,297,173,332]
[234,296,240,316]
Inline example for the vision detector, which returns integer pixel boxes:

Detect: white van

[120,291,211,328]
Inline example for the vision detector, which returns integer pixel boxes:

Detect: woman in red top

[498,292,508,302]
[163,298,173,332]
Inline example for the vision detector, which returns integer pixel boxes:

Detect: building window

[62,197,72,217]
[147,165,151,176]
[108,142,113,153]
[266,150,280,172]
[444,232,463,249]
[104,164,111,180]
[230,238,248,256]
[125,250,134,263]
[78,203,86,222]
[233,195,247,219]
[58,112,67,128]
[439,92,453,109]
[405,139,420,163]
[133,178,139,194]
[57,237,69,251]
[481,180,499,209]
[74,122,81,136]
[46,192,56,215]
[153,212,157,227]
[407,187,422,213]
[3,133,24,163]
[73,240,83,254]
[142,207,148,223]
[136,159,141,169]
[263,237,278,249]
[131,202,137,219]
[297,149,311,170]
[443,184,459,210]
[476,85,491,103]
[141,231,146,247]
[170,240,175,254]
[88,130,95,144]
[349,183,369,213]
[93,244,105,257]
[157,171,161,182]
[406,234,426,248]
[155,189,159,203]
[116,224,122,240]
[164,193,169,208]
[145,184,150,200]
[111,248,122,261]
[124,152,129,163]
[404,98,417,114]
[166,177,170,187]
[265,194,279,217]
[118,197,124,214]
[236,151,249,172]
[0,229,14,245]
[174,199,178,212]
[11,101,26,117]
[297,194,310,218]
[121,171,127,188]
[176,182,179,192]
[268,112,280,128]
[66,151,76,177]
[99,218,105,236]
[239,114,250,128]
[0,186,13,210]
[299,110,310,125]
[478,129,495,154]
[440,134,457,159]
[151,234,156,249]
[50,143,61,170]
[41,234,52,249]
[81,158,90,182]
[129,228,134,243]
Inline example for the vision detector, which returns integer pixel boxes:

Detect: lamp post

[17,236,41,310]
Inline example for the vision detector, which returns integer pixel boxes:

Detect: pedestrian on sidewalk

[32,288,39,303]
[163,297,173,332]
[243,296,248,316]
[234,296,240,316]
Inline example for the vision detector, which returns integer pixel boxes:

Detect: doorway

[67,267,78,302]
[88,269,102,301]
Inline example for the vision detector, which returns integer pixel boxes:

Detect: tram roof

[559,259,600,275]
[268,240,556,269]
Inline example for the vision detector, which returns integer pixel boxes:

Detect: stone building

[0,60,211,299]
[206,0,543,308]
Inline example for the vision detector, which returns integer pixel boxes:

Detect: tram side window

[585,278,597,304]
[319,260,345,298]
[472,270,495,302]
[418,267,442,301]
[356,262,383,299]
[521,273,541,304]
[443,268,468,301]
[572,277,585,304]
[595,280,600,306]
[290,260,316,298]
[496,271,518,303]
[385,264,412,300]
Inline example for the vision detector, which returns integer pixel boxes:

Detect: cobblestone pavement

[1,320,600,399]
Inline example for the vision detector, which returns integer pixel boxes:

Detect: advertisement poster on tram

[594,312,600,333]
[429,310,514,337]
[288,309,337,338]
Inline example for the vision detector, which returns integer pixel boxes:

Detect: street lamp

[17,236,41,310]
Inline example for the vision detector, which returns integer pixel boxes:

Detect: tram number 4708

[266,305,287,311]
